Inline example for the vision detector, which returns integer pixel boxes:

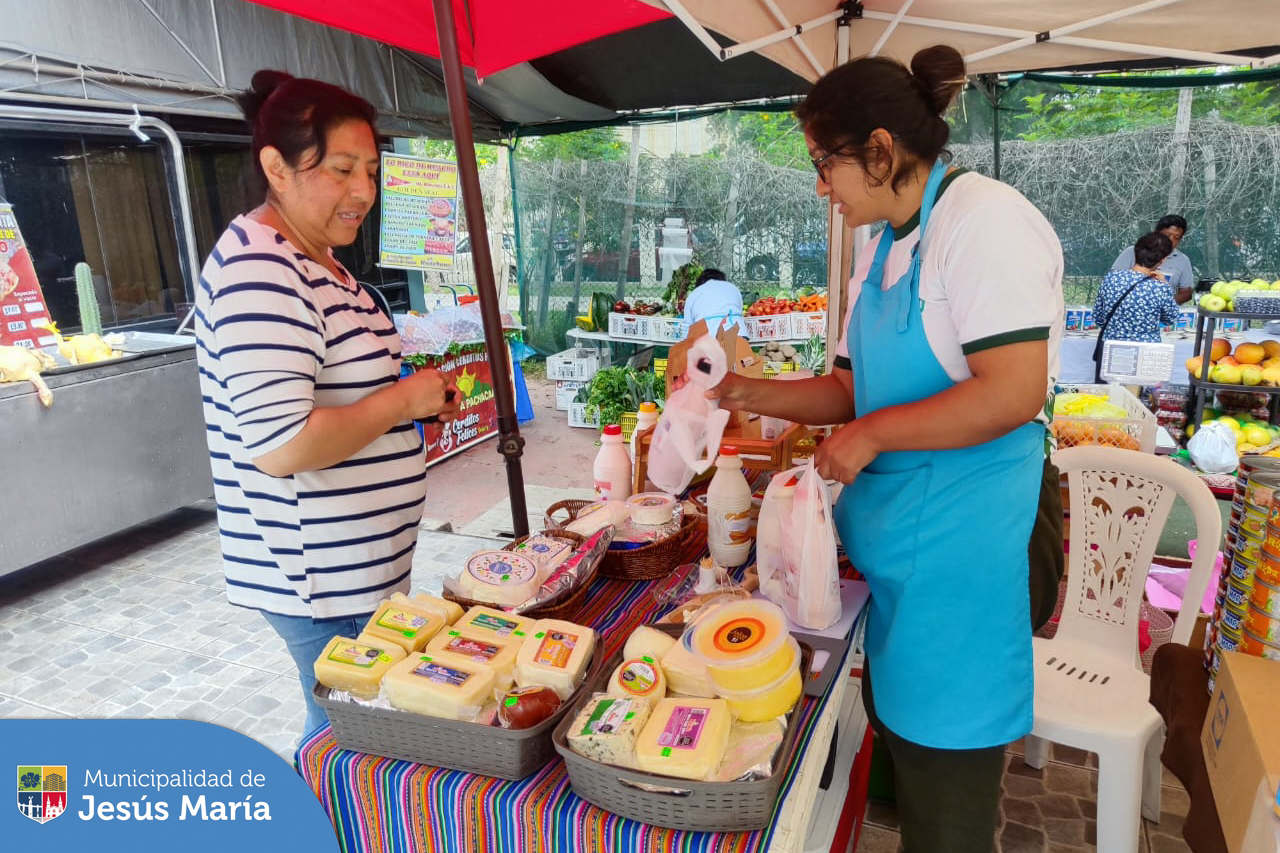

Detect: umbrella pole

[430,0,530,538]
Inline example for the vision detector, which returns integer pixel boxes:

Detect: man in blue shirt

[1111,214,1195,305]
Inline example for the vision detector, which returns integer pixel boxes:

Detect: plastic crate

[788,311,827,340]
[555,380,588,412]
[648,316,689,343]
[1052,383,1158,453]
[547,347,610,382]
[608,313,652,340]
[744,315,792,342]
[653,357,667,379]
[315,640,602,781]
[763,361,799,377]
[568,401,600,429]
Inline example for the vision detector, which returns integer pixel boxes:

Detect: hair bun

[909,45,966,114]
[237,69,295,123]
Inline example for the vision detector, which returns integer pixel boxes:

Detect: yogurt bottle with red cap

[593,424,633,502]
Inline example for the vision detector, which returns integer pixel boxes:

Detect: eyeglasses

[811,151,836,182]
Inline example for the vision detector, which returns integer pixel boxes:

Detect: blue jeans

[261,611,370,738]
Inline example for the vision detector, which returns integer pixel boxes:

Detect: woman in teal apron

[708,46,1063,852]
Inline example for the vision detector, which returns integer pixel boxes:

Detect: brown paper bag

[665,320,763,431]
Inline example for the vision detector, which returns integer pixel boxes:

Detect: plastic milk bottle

[630,401,660,462]
[594,424,633,502]
[707,447,753,567]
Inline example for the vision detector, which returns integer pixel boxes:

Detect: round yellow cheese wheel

[606,657,667,704]
[719,665,803,722]
[689,600,793,693]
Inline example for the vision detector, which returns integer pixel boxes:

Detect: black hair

[796,45,966,192]
[1134,231,1174,269]
[1155,214,1188,234]
[695,268,727,286]
[237,70,378,188]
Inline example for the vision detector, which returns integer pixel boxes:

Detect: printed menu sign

[0,203,54,348]
[378,154,459,272]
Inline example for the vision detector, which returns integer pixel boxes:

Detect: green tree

[708,110,809,168]
[406,137,504,167]
[515,127,626,162]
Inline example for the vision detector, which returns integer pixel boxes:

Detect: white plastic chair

[1025,445,1221,853]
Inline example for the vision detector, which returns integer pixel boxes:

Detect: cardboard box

[1201,652,1280,853]
[664,319,764,432]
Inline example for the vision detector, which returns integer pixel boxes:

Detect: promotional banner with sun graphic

[416,343,500,466]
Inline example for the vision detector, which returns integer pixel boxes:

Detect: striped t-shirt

[195,215,425,619]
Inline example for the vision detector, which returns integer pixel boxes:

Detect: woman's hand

[813,419,880,484]
[398,369,463,421]
[704,372,753,411]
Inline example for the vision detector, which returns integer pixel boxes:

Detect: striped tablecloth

[296,535,850,853]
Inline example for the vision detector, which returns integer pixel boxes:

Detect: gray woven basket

[316,635,602,780]
[551,640,812,832]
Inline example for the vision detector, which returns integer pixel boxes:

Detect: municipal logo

[17,765,67,824]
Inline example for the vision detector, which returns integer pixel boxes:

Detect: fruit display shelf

[1188,306,1280,431]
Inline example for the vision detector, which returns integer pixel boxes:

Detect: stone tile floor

[856,741,1195,853]
[0,499,498,762]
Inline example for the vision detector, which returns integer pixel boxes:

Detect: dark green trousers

[1029,457,1065,632]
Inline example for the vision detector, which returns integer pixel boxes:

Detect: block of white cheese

[566,695,651,768]
[606,656,667,707]
[509,535,574,579]
[457,551,542,607]
[313,636,404,699]
[455,605,535,643]
[425,629,521,695]
[659,640,716,698]
[624,625,676,662]
[362,601,447,653]
[634,697,732,781]
[391,591,462,625]
[383,653,495,720]
[565,500,631,537]
[515,619,596,698]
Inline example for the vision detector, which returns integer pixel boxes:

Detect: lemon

[1218,416,1241,430]
[1245,425,1272,447]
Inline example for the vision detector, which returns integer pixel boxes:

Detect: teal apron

[836,160,1042,750]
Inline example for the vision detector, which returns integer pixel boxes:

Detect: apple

[1252,278,1271,290]
[1211,281,1227,297]
[1210,338,1232,361]
[1212,364,1243,384]
[1272,279,1280,291]
[1199,293,1228,312]
[1241,364,1265,386]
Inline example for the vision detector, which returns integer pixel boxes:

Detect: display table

[295,543,863,853]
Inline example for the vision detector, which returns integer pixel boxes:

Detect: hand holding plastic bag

[1186,421,1238,474]
[647,333,731,494]
[757,458,841,629]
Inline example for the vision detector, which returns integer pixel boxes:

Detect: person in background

[195,70,461,738]
[708,45,1063,853]
[1111,214,1194,304]
[682,267,745,333]
[1093,231,1178,382]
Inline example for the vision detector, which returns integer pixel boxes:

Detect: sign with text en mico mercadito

[0,203,54,348]
[378,154,459,272]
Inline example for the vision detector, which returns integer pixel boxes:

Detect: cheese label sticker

[412,661,472,687]
[533,631,578,668]
[712,617,766,654]
[617,660,658,696]
[467,552,536,586]
[657,706,708,751]
[328,642,386,668]
[469,613,522,636]
[377,608,429,636]
[579,697,633,736]
[444,636,502,661]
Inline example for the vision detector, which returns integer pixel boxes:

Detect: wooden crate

[631,417,813,495]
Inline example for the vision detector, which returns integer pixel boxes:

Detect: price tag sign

[1100,340,1176,384]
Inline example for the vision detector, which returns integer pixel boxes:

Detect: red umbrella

[242,1,671,536]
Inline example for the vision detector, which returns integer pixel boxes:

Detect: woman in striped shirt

[195,70,460,736]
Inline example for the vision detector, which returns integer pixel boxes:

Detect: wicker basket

[544,498,700,581]
[441,531,594,621]
[316,640,603,780]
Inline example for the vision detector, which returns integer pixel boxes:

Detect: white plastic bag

[1186,421,1239,474]
[647,333,732,495]
[757,458,841,629]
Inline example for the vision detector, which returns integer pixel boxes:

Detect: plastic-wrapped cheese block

[634,697,732,781]
[391,591,462,625]
[623,625,676,662]
[362,601,447,653]
[454,605,535,642]
[509,535,574,578]
[659,640,716,697]
[514,619,596,698]
[313,637,405,699]
[565,500,631,537]
[606,657,667,707]
[383,653,495,720]
[458,551,542,607]
[424,629,521,695]
[566,694,651,767]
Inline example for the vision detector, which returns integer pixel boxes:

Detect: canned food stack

[1208,456,1280,694]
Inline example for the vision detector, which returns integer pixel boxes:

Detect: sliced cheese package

[634,697,732,781]
[457,551,542,606]
[659,640,716,698]
[566,694,651,768]
[624,625,676,662]
[515,618,596,698]
[313,636,404,699]
[606,656,667,707]
[391,591,463,625]
[362,601,447,653]
[383,653,495,720]
[425,629,521,695]
[455,605,535,643]
[509,534,574,579]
